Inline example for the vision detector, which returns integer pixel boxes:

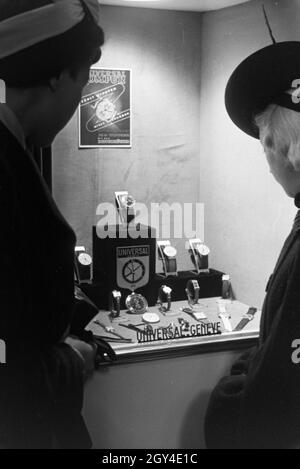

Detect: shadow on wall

[179,391,210,449]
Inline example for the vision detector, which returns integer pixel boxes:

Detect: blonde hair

[255,104,300,171]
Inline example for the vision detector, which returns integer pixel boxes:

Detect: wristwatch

[163,246,178,275]
[120,194,136,209]
[196,244,210,271]
[185,280,200,307]
[219,314,233,332]
[74,248,92,282]
[109,290,122,318]
[126,292,148,315]
[218,303,232,332]
[157,285,172,313]
[115,191,136,224]
[234,307,257,331]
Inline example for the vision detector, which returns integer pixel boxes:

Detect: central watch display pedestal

[92,224,156,310]
[85,224,224,311]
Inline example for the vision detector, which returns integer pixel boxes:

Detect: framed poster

[79,67,131,148]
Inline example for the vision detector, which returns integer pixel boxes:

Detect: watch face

[162,286,172,295]
[78,253,92,266]
[120,194,136,208]
[191,280,199,290]
[112,290,121,299]
[126,293,148,314]
[197,244,210,256]
[96,98,116,122]
[143,312,160,324]
[163,246,177,258]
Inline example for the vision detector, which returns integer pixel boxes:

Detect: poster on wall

[79,67,131,148]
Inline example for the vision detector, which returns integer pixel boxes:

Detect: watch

[218,303,232,332]
[163,246,178,275]
[120,194,136,209]
[126,292,148,315]
[234,307,257,331]
[109,290,121,318]
[74,247,92,283]
[196,244,210,271]
[115,191,136,224]
[78,252,92,266]
[185,280,200,307]
[219,314,233,332]
[157,285,172,313]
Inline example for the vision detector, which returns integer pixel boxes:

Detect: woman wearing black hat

[0,0,104,448]
[205,41,300,449]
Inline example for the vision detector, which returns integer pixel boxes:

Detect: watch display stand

[157,240,178,278]
[188,238,210,275]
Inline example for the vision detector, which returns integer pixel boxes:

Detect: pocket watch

[125,292,148,314]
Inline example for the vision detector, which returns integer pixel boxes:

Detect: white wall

[199,0,300,308]
[53,6,202,272]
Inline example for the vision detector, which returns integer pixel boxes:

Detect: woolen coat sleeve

[0,125,76,354]
[0,126,91,448]
[205,234,300,449]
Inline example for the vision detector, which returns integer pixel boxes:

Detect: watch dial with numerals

[163,246,177,258]
[197,245,210,256]
[162,286,172,295]
[126,293,148,314]
[120,194,136,208]
[78,253,92,266]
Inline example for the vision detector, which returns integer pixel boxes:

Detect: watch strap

[197,251,209,270]
[109,291,121,318]
[234,308,257,331]
[219,313,233,332]
[186,280,200,305]
[165,257,177,274]
[234,317,250,331]
[158,286,172,312]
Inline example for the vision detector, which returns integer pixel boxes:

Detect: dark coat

[205,211,300,449]
[0,122,91,448]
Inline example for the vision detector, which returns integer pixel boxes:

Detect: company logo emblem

[116,245,150,291]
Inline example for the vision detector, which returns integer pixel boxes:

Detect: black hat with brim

[225,41,300,139]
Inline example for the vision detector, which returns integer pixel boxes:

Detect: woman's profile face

[263,139,300,197]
